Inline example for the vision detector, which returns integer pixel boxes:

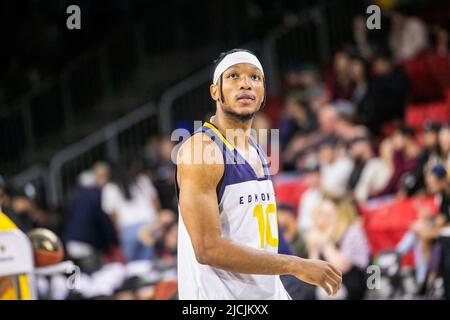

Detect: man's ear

[210,84,219,101]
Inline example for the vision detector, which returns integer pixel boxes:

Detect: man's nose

[239,75,252,90]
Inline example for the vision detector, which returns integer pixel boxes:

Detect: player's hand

[294,258,342,296]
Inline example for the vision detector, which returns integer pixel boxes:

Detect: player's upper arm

[176,133,224,264]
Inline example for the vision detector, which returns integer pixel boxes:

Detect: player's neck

[210,114,253,148]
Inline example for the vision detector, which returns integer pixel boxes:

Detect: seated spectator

[408,122,442,195]
[325,50,354,101]
[153,136,177,212]
[64,163,118,273]
[389,9,429,62]
[402,25,449,102]
[279,90,318,150]
[306,195,370,299]
[348,54,369,113]
[375,125,420,197]
[297,157,323,234]
[347,134,391,203]
[360,51,410,134]
[412,165,450,298]
[437,124,450,176]
[138,209,178,266]
[333,100,370,145]
[318,137,353,197]
[277,204,307,258]
[395,199,436,288]
[102,160,160,262]
[282,104,338,171]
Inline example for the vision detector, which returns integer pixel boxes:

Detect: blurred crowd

[253,6,450,300]
[0,3,449,300]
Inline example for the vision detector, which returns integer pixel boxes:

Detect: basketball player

[176,49,342,299]
[0,211,31,300]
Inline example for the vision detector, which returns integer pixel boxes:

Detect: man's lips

[236,93,255,104]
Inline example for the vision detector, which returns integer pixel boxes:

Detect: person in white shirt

[347,135,391,204]
[102,163,160,262]
[297,158,323,234]
[318,137,354,197]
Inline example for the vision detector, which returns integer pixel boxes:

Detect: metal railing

[48,103,158,207]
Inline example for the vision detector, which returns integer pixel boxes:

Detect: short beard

[221,105,257,123]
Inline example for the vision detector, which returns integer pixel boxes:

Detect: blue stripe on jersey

[198,122,271,202]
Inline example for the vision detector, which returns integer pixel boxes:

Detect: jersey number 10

[253,204,279,249]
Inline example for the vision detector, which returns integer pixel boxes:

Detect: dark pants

[440,236,450,300]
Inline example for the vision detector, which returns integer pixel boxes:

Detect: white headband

[213,51,264,85]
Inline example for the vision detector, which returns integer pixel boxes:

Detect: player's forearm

[197,238,302,276]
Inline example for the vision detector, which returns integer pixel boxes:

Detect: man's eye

[252,75,261,81]
[228,73,238,79]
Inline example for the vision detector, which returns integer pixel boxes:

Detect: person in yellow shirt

[0,211,31,300]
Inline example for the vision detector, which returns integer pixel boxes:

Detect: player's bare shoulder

[176,132,224,189]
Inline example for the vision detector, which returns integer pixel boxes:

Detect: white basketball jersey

[176,122,291,300]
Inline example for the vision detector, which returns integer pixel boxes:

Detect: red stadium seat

[274,179,308,213]
[405,102,450,131]
[360,196,438,267]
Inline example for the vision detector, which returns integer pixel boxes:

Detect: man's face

[210,63,264,122]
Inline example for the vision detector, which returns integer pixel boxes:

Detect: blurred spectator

[138,209,178,267]
[361,51,410,134]
[252,112,272,150]
[422,165,450,299]
[437,125,450,175]
[402,25,450,102]
[297,157,323,234]
[63,163,118,273]
[325,50,353,101]
[318,137,353,197]
[389,9,429,62]
[277,204,307,258]
[408,122,442,195]
[395,198,437,287]
[279,90,318,149]
[282,105,337,171]
[333,100,370,144]
[348,54,369,112]
[347,134,391,203]
[102,160,160,262]
[153,137,177,212]
[0,186,58,233]
[375,125,420,197]
[306,196,370,299]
